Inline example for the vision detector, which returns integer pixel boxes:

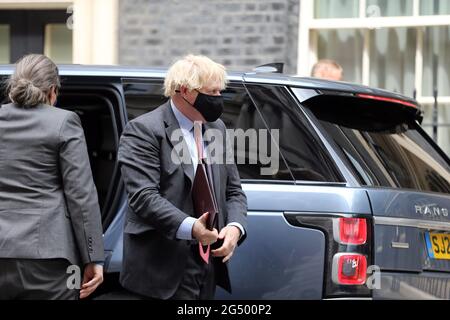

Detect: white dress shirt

[170,100,245,240]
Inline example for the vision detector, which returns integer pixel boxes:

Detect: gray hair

[7,54,60,108]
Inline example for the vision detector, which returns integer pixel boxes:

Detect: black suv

[2,64,449,299]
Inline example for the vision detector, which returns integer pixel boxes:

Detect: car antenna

[252,63,284,74]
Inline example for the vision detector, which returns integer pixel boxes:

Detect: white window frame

[0,0,118,65]
[297,0,450,107]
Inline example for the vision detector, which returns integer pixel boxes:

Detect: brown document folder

[192,162,218,230]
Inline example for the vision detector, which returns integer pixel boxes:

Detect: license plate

[425,232,450,260]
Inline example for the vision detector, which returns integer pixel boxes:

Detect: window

[0,10,71,63]
[317,29,363,83]
[421,104,450,155]
[326,123,450,193]
[242,84,343,182]
[123,80,342,183]
[122,80,168,120]
[300,0,450,156]
[369,27,416,94]
[0,25,9,64]
[44,24,73,64]
[57,85,122,230]
[366,0,414,17]
[221,85,293,181]
[422,26,450,97]
[301,93,450,193]
[420,0,450,15]
[123,81,286,181]
[314,0,450,18]
[315,0,359,18]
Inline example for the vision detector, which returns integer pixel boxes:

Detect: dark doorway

[0,10,70,63]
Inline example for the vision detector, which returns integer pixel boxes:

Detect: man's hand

[211,225,241,263]
[80,263,104,299]
[192,212,219,245]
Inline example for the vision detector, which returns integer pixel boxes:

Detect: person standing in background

[311,59,343,81]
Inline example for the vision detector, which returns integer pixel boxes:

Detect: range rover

[1,64,449,299]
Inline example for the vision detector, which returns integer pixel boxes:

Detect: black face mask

[180,90,224,122]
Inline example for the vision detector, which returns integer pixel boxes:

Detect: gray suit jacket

[0,103,104,266]
[118,101,247,299]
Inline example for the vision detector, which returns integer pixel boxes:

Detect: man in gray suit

[0,54,104,299]
[118,54,248,300]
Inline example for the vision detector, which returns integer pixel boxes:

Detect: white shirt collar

[170,99,194,132]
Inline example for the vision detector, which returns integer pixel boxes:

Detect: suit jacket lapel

[162,103,194,185]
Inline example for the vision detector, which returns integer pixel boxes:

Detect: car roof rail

[252,62,284,74]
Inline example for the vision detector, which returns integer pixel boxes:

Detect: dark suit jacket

[118,101,247,299]
[0,103,104,266]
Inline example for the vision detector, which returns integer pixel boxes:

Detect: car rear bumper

[373,271,450,299]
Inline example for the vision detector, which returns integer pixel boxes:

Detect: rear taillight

[334,217,367,245]
[356,93,417,108]
[290,214,372,297]
[332,253,367,285]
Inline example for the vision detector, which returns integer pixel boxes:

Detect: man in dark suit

[118,54,247,300]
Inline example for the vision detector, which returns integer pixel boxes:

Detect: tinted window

[245,84,343,182]
[122,80,279,181]
[222,85,293,181]
[122,81,342,183]
[300,92,450,193]
[122,80,167,120]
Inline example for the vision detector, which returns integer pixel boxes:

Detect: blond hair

[164,54,227,97]
[7,54,60,108]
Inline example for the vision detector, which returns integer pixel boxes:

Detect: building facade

[118,0,299,73]
[0,0,118,65]
[0,0,448,154]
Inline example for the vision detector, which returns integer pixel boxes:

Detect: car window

[222,85,294,181]
[301,93,450,193]
[244,84,343,182]
[122,81,293,181]
[122,80,342,183]
[122,80,167,120]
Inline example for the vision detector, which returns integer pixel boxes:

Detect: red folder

[192,162,218,230]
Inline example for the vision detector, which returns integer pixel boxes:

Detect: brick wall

[119,0,299,73]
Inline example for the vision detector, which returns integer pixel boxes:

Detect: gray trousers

[122,244,217,300]
[0,258,79,300]
[170,244,216,300]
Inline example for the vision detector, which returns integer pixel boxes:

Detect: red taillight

[332,253,367,285]
[338,217,367,245]
[356,93,417,108]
